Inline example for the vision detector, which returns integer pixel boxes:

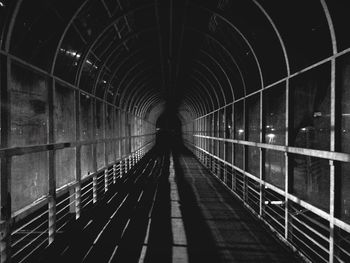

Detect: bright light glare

[238,129,244,133]
[267,133,275,139]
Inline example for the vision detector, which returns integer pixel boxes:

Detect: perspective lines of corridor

[1,0,350,262]
[36,147,300,263]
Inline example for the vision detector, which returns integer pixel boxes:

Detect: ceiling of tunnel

[0,0,347,121]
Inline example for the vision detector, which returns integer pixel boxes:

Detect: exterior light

[313,111,322,118]
[267,133,275,139]
[238,129,244,134]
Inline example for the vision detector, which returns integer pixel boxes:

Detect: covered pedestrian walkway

[0,0,350,262]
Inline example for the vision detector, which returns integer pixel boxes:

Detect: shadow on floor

[38,142,301,263]
[170,145,301,263]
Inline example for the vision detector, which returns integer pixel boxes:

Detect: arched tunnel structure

[0,0,350,262]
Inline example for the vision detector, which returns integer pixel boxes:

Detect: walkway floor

[171,148,300,263]
[39,147,301,263]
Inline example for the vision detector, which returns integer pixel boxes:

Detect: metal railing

[184,139,350,263]
[6,140,154,263]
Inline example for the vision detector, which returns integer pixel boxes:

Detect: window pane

[11,0,64,70]
[12,152,48,212]
[95,101,104,139]
[246,93,261,175]
[54,26,84,83]
[97,143,105,170]
[219,109,225,160]
[340,163,350,223]
[225,105,233,139]
[265,150,285,190]
[79,54,100,94]
[80,94,92,141]
[225,106,233,164]
[126,114,131,154]
[106,142,114,165]
[327,1,350,51]
[55,148,76,189]
[291,63,331,150]
[258,0,332,72]
[337,54,350,154]
[106,105,113,138]
[10,63,47,147]
[234,101,244,169]
[264,84,286,145]
[81,145,93,178]
[337,54,350,223]
[247,146,259,176]
[292,154,329,211]
[54,83,75,143]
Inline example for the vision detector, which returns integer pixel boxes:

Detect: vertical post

[112,107,116,168]
[104,169,108,192]
[75,91,81,220]
[223,108,227,185]
[75,184,81,220]
[203,117,206,160]
[205,117,208,167]
[259,91,264,217]
[329,160,335,263]
[216,112,220,175]
[104,103,108,172]
[243,99,247,204]
[92,99,97,190]
[211,114,214,172]
[113,164,117,184]
[69,188,75,213]
[328,48,337,263]
[0,218,10,263]
[48,176,56,244]
[0,47,12,263]
[232,103,236,192]
[93,174,97,204]
[0,162,10,263]
[285,77,291,240]
[48,77,56,244]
